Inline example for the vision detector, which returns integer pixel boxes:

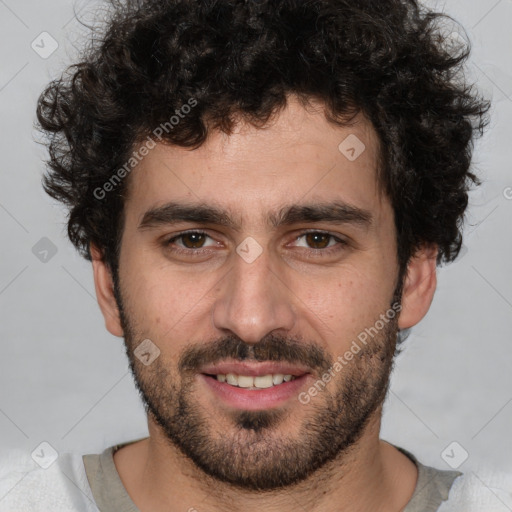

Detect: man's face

[114,97,402,490]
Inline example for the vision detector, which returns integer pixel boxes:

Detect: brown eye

[180,232,207,249]
[292,231,348,257]
[164,231,217,254]
[304,232,332,249]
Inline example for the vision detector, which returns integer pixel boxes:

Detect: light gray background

[0,0,511,476]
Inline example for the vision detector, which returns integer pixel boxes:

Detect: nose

[211,246,296,344]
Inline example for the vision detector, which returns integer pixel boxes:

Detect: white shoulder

[438,464,512,511]
[0,447,99,512]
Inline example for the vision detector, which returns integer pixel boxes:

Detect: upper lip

[200,361,311,377]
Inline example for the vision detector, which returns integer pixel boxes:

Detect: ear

[90,243,124,337]
[398,245,438,330]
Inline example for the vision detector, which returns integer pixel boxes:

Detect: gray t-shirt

[83,440,462,512]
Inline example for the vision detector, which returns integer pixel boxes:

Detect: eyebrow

[138,200,373,231]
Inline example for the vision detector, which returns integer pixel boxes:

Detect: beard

[114,280,400,491]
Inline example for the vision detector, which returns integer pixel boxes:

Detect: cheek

[120,256,220,337]
[296,264,395,343]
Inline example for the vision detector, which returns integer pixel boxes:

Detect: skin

[91,94,438,512]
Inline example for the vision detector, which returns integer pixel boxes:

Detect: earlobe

[90,243,124,337]
[398,245,438,330]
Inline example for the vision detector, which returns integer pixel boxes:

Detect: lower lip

[199,374,310,411]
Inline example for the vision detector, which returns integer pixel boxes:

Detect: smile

[207,373,298,389]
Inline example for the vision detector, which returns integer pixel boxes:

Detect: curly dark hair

[36,0,489,279]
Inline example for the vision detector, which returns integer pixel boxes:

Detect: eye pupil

[183,233,205,248]
[306,233,330,249]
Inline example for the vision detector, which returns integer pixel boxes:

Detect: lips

[198,361,312,410]
[200,372,310,410]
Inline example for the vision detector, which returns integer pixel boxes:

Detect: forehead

[123,98,387,226]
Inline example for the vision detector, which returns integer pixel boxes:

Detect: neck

[114,408,418,512]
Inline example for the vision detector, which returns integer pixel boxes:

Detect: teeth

[272,374,284,385]
[254,375,274,388]
[237,375,254,388]
[215,373,297,388]
[226,373,238,386]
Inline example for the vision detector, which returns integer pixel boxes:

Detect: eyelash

[163,230,348,257]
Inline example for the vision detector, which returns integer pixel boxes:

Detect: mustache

[178,333,333,374]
